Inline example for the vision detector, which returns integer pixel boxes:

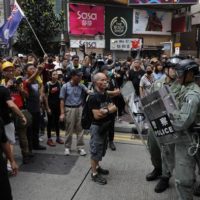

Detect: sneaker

[64,148,70,156]
[39,136,44,142]
[7,163,12,172]
[97,166,109,175]
[56,138,64,144]
[47,139,56,147]
[91,173,107,185]
[78,149,87,156]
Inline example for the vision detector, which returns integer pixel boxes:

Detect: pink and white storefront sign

[69,3,105,36]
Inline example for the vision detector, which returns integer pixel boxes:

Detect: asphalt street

[10,133,199,200]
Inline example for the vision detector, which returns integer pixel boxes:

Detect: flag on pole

[0,1,25,44]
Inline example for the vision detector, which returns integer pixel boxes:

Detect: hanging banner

[133,9,172,35]
[171,15,192,33]
[105,6,132,49]
[110,38,142,51]
[129,0,198,4]
[69,3,104,36]
[0,0,4,28]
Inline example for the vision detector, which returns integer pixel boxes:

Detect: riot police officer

[146,57,182,193]
[171,59,200,200]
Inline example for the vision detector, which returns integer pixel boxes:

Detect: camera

[14,77,23,85]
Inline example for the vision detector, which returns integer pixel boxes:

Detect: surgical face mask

[146,71,153,75]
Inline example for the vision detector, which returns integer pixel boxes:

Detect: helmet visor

[175,69,185,78]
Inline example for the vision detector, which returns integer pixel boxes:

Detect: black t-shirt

[0,86,12,124]
[24,80,40,113]
[0,117,7,162]
[44,81,61,108]
[88,92,112,125]
[129,69,145,96]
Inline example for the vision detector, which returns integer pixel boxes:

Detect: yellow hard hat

[2,61,14,71]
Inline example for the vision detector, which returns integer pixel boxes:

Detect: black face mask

[48,59,53,64]
[146,71,153,75]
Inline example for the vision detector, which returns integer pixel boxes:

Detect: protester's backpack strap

[81,93,96,130]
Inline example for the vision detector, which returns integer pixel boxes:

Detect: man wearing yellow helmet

[0,61,30,164]
[1,61,14,86]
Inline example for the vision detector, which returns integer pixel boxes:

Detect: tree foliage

[14,0,62,55]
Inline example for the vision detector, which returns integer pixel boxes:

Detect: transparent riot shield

[121,81,148,151]
[140,85,179,145]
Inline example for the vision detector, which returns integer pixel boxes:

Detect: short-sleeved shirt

[0,86,12,125]
[44,81,61,108]
[88,92,112,125]
[23,80,40,113]
[60,82,88,106]
[140,74,155,97]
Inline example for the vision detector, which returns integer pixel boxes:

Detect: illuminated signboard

[129,0,198,4]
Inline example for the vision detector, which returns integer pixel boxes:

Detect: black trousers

[0,159,12,200]
[27,112,41,149]
[108,117,115,142]
[47,107,60,139]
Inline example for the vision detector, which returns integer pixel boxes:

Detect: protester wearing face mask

[139,64,155,98]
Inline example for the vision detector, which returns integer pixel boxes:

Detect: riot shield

[140,85,178,145]
[121,81,148,150]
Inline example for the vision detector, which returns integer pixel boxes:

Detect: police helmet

[164,57,183,68]
[175,59,199,77]
[1,61,14,71]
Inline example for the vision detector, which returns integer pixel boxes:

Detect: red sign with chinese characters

[69,3,105,36]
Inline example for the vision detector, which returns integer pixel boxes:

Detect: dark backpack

[81,94,95,130]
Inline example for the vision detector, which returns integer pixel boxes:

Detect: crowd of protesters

[2,50,199,199]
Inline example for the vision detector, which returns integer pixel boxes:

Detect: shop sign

[70,39,105,48]
[69,3,104,36]
[110,38,142,50]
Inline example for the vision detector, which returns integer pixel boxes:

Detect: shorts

[4,122,15,145]
[89,124,108,161]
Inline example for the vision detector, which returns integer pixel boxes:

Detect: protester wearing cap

[60,69,91,156]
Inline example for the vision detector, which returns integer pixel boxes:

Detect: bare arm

[59,99,65,121]
[106,89,120,97]
[26,64,44,84]
[92,109,108,120]
[44,94,51,113]
[1,142,18,175]
[139,86,145,98]
[92,104,117,120]
[6,100,26,124]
